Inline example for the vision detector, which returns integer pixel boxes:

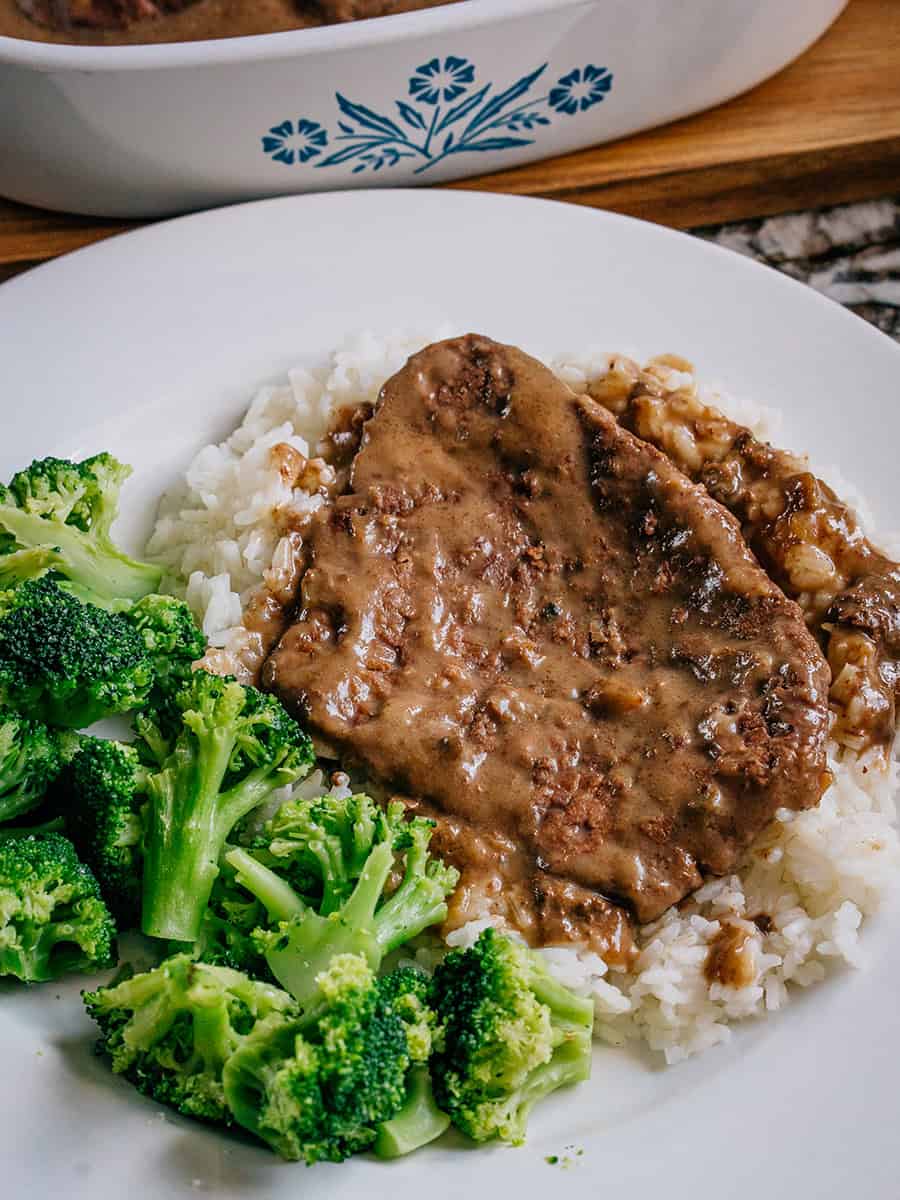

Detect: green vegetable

[372,966,450,1159]
[430,928,594,1145]
[225,794,458,1007]
[222,953,431,1163]
[0,705,71,824]
[189,859,271,979]
[84,953,298,1125]
[0,454,161,607]
[123,594,205,697]
[0,546,68,591]
[263,790,388,913]
[0,815,66,841]
[373,1065,450,1160]
[375,964,440,1063]
[62,737,147,925]
[0,578,154,728]
[0,832,116,982]
[140,670,314,944]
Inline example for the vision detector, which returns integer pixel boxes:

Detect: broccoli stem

[527,961,596,1038]
[341,841,400,942]
[190,992,239,1074]
[374,877,451,956]
[142,734,270,943]
[508,1038,593,1144]
[121,972,184,1048]
[373,1066,450,1159]
[0,794,36,824]
[0,506,161,604]
[0,816,65,841]
[372,828,454,954]
[252,842,395,1007]
[0,546,63,590]
[225,848,306,924]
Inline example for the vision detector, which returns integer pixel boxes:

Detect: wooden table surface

[1,0,899,281]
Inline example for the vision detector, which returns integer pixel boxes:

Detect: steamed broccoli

[261,790,386,912]
[123,594,204,697]
[140,671,314,944]
[375,965,439,1063]
[0,454,162,607]
[0,832,116,982]
[62,737,147,925]
[373,1065,450,1160]
[430,928,594,1145]
[0,578,153,728]
[222,953,430,1163]
[190,861,271,979]
[372,966,450,1159]
[84,953,299,1124]
[224,794,459,1006]
[0,546,68,591]
[0,706,72,824]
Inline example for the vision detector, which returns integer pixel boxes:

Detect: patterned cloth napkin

[695,197,900,343]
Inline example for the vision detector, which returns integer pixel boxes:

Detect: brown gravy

[704,921,756,989]
[591,357,900,757]
[1,0,450,44]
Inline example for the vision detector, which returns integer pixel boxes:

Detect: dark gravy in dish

[2,0,452,44]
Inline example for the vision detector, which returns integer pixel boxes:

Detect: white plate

[1,190,898,1200]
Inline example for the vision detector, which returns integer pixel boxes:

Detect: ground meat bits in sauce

[590,360,900,757]
[263,335,831,957]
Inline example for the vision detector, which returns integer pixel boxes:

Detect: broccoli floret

[264,791,387,913]
[430,928,595,1145]
[189,860,271,979]
[0,832,116,982]
[0,578,154,728]
[141,671,314,944]
[0,705,69,824]
[0,454,161,608]
[124,594,205,697]
[84,953,298,1124]
[222,953,420,1163]
[372,965,450,1159]
[62,737,146,925]
[225,795,459,1007]
[376,964,440,1063]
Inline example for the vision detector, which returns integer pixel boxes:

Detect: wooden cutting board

[1,0,898,280]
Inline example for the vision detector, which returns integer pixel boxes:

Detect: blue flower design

[261,57,616,174]
[548,64,613,116]
[261,118,328,165]
[408,55,475,106]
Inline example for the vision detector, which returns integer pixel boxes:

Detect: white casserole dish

[0,0,847,218]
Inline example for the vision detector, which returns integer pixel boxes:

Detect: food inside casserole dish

[3,0,455,43]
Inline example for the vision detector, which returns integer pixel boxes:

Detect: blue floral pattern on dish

[261,118,329,165]
[409,55,477,105]
[548,64,614,115]
[261,57,613,174]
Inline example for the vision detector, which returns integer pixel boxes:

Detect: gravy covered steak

[590,359,900,757]
[264,335,831,955]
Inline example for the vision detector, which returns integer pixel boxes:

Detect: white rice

[148,332,900,1066]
